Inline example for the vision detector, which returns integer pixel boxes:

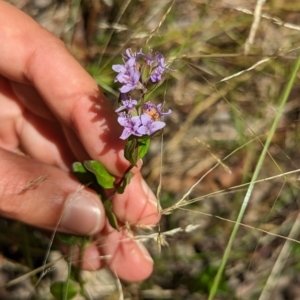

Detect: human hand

[0,1,160,281]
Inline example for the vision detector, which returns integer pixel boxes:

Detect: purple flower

[150,54,168,83]
[156,103,172,117]
[150,66,164,82]
[143,102,172,120]
[115,98,137,113]
[112,59,140,93]
[136,114,166,135]
[117,114,142,140]
[138,51,169,82]
[142,50,155,66]
[122,48,135,61]
[113,49,172,140]
[122,48,145,62]
[113,48,170,90]
[117,105,169,139]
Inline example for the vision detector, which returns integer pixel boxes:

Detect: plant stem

[208,53,300,300]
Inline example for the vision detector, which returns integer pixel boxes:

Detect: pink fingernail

[60,190,103,235]
[141,179,158,206]
[136,241,154,264]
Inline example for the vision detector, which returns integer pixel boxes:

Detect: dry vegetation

[2,0,300,299]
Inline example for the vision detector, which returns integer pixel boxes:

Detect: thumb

[0,148,105,235]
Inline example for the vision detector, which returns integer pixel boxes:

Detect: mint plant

[51,49,171,300]
[72,48,172,229]
[113,49,172,165]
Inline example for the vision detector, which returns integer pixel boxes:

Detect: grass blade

[208,53,300,300]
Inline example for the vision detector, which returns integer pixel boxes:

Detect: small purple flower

[112,60,140,93]
[113,49,172,140]
[117,114,142,140]
[117,105,169,139]
[143,101,172,120]
[155,53,166,67]
[150,66,164,82]
[156,103,172,117]
[122,48,135,61]
[122,48,145,62]
[142,50,155,66]
[136,114,166,136]
[150,54,168,83]
[115,98,137,113]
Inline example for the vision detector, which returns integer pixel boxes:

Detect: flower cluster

[112,49,172,140]
[116,98,171,140]
[112,49,169,93]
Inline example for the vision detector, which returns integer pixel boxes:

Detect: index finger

[0,1,127,176]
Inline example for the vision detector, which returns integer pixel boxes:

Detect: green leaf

[140,63,151,84]
[137,137,151,159]
[124,137,151,166]
[50,280,80,300]
[72,162,107,197]
[57,233,82,246]
[83,160,115,189]
[116,172,135,194]
[72,162,95,185]
[104,200,119,231]
[124,138,137,165]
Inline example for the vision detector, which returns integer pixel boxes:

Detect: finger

[18,111,77,170]
[61,230,154,282]
[0,3,160,233]
[0,147,105,235]
[112,172,160,225]
[60,222,154,282]
[0,77,76,169]
[1,72,160,230]
[0,77,86,168]
[100,226,154,281]
[61,125,92,162]
[10,81,56,121]
[60,242,104,271]
[0,2,126,176]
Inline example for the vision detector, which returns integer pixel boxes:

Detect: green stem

[208,54,300,300]
[64,244,73,300]
[77,237,90,297]
[114,164,134,193]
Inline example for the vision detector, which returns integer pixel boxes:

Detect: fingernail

[136,241,153,264]
[60,191,103,235]
[141,179,157,206]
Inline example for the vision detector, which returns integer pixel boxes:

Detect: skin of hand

[0,1,160,281]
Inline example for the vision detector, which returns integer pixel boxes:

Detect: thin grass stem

[208,53,300,300]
